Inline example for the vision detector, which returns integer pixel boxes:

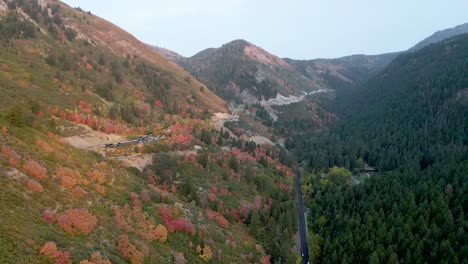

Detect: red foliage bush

[57,208,98,236]
[154,100,164,109]
[159,206,195,235]
[23,159,48,180]
[206,208,229,229]
[140,189,151,202]
[27,179,44,193]
[130,193,142,209]
[207,192,217,202]
[42,208,57,224]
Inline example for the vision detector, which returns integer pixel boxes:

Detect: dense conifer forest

[288,34,468,263]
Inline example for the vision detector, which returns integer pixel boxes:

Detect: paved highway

[103,135,164,148]
[296,164,309,264]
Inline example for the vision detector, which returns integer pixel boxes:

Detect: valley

[0,0,467,263]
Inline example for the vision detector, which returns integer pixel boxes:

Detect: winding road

[295,164,310,264]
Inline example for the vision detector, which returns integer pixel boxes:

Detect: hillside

[289,33,468,263]
[0,0,300,263]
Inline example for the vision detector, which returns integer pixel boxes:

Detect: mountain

[284,52,399,93]
[290,33,468,264]
[409,22,468,51]
[177,39,324,104]
[0,1,299,263]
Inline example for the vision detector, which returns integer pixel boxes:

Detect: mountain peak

[223,39,251,47]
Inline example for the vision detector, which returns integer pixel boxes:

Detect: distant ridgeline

[293,34,468,263]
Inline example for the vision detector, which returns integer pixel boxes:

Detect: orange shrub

[39,242,72,264]
[1,145,21,168]
[23,159,48,180]
[57,208,98,236]
[196,244,213,262]
[117,234,144,264]
[72,187,86,198]
[152,224,168,243]
[56,167,81,179]
[56,167,87,188]
[39,242,58,257]
[27,179,44,193]
[61,176,78,189]
[87,170,106,184]
[79,252,111,264]
[36,139,53,152]
[94,184,106,195]
[260,255,271,264]
[114,204,161,242]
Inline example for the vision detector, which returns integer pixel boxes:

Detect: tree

[229,154,239,172]
[5,105,26,127]
[64,28,76,42]
[325,166,351,188]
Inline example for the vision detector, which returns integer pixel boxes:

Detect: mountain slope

[409,22,468,51]
[0,0,299,263]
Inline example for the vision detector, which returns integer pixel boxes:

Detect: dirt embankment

[62,125,125,150]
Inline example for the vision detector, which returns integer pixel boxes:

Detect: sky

[61,0,468,59]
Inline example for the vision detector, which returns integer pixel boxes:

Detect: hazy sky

[61,0,468,59]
